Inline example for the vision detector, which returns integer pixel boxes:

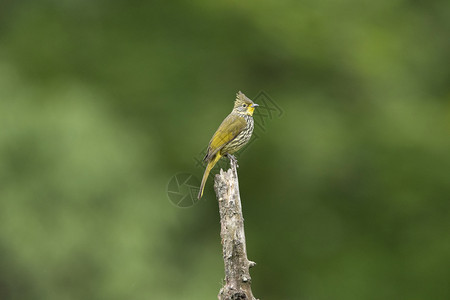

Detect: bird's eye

[242,104,247,107]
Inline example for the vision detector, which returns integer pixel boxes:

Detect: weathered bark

[214,156,257,300]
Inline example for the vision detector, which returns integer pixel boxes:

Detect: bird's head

[233,91,259,116]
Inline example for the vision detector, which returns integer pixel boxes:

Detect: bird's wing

[204,114,246,161]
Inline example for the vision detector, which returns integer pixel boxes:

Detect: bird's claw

[227,154,239,168]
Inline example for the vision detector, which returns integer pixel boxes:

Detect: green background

[1,1,449,299]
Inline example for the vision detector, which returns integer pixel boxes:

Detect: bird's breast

[221,116,254,154]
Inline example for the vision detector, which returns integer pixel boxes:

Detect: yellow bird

[198,91,259,199]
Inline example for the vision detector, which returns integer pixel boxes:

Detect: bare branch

[214,157,257,300]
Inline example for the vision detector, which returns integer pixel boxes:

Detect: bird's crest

[234,91,254,108]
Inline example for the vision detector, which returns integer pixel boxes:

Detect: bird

[198,91,259,199]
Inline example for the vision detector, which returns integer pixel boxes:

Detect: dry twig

[214,156,257,300]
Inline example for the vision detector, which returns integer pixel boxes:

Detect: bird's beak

[251,103,259,108]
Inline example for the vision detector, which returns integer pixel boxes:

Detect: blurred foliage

[1,0,449,299]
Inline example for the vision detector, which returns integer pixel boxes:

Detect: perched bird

[198,91,259,199]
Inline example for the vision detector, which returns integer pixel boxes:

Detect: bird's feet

[226,154,239,168]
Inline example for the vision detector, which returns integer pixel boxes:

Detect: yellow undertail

[198,154,222,199]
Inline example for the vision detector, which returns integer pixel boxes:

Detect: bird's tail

[198,154,221,199]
